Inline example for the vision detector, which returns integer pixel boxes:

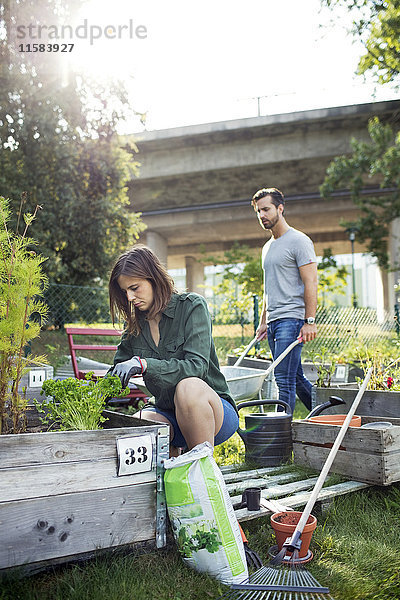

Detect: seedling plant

[38,373,129,430]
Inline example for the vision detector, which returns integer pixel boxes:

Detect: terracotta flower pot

[307,414,361,427]
[270,511,317,559]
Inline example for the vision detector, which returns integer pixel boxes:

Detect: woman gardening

[108,245,239,456]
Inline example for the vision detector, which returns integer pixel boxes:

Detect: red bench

[65,327,148,406]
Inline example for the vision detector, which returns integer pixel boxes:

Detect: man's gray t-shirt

[262,227,317,322]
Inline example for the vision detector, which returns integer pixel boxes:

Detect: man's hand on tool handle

[300,322,317,343]
[256,323,268,341]
[257,318,311,345]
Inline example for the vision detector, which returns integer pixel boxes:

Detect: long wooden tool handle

[234,335,302,370]
[262,337,302,379]
[293,367,373,537]
[233,336,259,366]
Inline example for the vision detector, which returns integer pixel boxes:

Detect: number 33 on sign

[116,435,153,476]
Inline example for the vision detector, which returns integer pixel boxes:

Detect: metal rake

[216,564,335,599]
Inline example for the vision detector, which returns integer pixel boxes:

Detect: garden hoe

[216,367,373,600]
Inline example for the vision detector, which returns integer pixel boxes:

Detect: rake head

[216,565,335,599]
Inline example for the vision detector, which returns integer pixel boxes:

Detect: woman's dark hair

[109,245,176,335]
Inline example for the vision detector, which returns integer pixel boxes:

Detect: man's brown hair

[251,187,285,209]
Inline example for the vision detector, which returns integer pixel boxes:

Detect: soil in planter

[273,513,314,526]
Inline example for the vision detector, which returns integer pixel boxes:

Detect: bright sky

[63,0,399,132]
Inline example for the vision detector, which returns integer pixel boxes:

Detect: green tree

[321,1,400,272]
[323,0,400,84]
[321,117,400,269]
[0,0,145,286]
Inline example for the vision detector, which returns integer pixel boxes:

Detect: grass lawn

[1,481,399,600]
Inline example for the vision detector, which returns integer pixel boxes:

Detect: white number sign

[335,365,346,380]
[116,435,153,476]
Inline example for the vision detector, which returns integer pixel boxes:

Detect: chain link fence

[306,305,396,355]
[44,283,110,328]
[44,284,398,358]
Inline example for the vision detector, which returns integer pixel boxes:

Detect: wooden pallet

[221,465,370,522]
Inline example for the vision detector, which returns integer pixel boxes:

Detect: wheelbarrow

[221,337,301,403]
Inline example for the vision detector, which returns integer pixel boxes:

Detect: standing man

[252,187,318,414]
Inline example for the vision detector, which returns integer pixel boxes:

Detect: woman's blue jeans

[267,318,312,415]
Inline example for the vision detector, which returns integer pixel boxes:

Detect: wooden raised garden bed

[313,387,400,419]
[0,409,169,574]
[292,415,400,485]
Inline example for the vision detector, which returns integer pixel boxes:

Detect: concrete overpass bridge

[127,99,400,308]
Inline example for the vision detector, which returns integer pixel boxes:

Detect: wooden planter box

[313,387,400,419]
[292,416,400,485]
[0,409,169,574]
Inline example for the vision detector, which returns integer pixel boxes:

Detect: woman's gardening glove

[111,357,145,388]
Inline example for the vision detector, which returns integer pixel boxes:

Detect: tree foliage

[321,116,400,269]
[323,0,400,84]
[358,0,400,83]
[0,0,145,285]
[321,1,400,272]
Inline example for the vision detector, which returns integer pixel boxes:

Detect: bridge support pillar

[185,256,205,296]
[381,267,391,314]
[145,231,168,266]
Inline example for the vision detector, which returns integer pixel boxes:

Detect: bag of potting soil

[164,442,248,585]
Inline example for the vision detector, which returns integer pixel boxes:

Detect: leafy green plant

[214,432,245,466]
[0,195,49,434]
[307,347,340,387]
[37,373,129,431]
[353,345,400,391]
[177,527,194,558]
[333,336,400,364]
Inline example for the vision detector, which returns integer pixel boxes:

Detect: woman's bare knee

[174,377,201,401]
[173,378,224,446]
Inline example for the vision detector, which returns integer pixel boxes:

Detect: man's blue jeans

[267,318,312,415]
